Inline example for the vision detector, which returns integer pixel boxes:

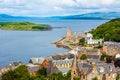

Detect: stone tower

[66,29,72,41]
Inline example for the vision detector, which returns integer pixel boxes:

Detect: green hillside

[0,22,51,31]
[90,18,120,42]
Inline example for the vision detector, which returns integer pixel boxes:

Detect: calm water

[0,19,108,67]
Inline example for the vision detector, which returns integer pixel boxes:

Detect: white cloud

[0,0,120,16]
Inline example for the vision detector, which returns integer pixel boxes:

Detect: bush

[92,76,98,80]
[74,76,81,80]
[80,54,87,60]
[79,38,85,46]
[100,54,109,61]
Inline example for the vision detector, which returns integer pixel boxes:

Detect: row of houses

[71,46,120,80]
[27,53,74,75]
[77,60,119,80]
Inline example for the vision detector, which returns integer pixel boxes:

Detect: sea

[0,18,108,67]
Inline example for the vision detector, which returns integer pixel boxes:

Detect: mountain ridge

[0,12,120,20]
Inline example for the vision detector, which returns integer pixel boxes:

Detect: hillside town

[0,29,120,80]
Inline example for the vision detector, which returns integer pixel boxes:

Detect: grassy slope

[0,22,51,31]
[90,18,120,42]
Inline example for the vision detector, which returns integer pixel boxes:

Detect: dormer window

[109,66,112,72]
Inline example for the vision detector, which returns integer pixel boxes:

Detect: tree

[73,76,81,80]
[65,70,71,80]
[2,65,31,80]
[2,70,15,80]
[79,38,85,46]
[48,72,67,80]
[100,54,109,61]
[80,54,87,60]
[116,74,120,80]
[92,76,98,80]
[89,18,120,42]
[37,67,47,77]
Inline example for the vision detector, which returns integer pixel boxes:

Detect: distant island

[90,18,120,42]
[0,22,52,31]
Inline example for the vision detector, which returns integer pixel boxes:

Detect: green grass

[0,22,52,31]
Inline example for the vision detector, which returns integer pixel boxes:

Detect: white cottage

[86,33,103,45]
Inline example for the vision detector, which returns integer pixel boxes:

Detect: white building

[115,53,120,59]
[86,33,103,45]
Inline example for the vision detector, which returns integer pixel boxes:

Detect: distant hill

[0,14,43,22]
[0,14,14,18]
[89,18,120,42]
[50,12,120,20]
[0,12,120,20]
[0,14,28,18]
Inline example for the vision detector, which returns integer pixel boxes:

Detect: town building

[77,61,117,80]
[115,53,120,59]
[86,33,103,45]
[66,29,72,41]
[65,29,86,44]
[29,57,45,65]
[103,42,120,55]
[9,61,23,70]
[52,58,73,68]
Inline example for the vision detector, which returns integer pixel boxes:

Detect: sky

[0,0,120,17]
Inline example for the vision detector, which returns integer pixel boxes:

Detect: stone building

[52,58,73,68]
[66,29,72,41]
[95,62,117,80]
[103,42,120,55]
[65,29,86,44]
[77,61,117,80]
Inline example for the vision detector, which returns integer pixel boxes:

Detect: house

[52,53,74,60]
[77,61,92,80]
[52,58,73,68]
[103,42,120,55]
[87,55,100,62]
[0,66,11,75]
[27,61,59,75]
[27,64,40,75]
[95,62,117,80]
[115,53,120,59]
[86,33,103,45]
[9,61,23,70]
[29,57,45,65]
[77,61,117,80]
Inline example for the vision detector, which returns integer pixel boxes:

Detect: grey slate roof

[86,49,98,55]
[29,57,45,64]
[52,58,73,65]
[87,55,100,62]
[78,62,92,74]
[104,42,120,50]
[96,62,116,74]
[10,61,23,67]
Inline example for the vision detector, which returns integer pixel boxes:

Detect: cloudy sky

[0,0,120,17]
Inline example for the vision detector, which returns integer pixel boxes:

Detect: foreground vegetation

[0,22,52,31]
[90,18,120,42]
[2,65,71,80]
